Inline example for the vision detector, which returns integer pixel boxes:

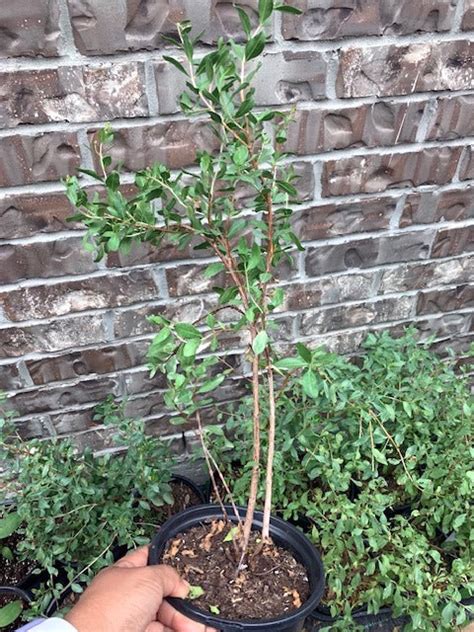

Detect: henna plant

[66,0,305,563]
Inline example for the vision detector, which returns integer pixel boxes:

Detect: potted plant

[0,586,31,632]
[0,396,204,619]
[66,0,325,628]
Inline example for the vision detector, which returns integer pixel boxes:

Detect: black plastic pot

[171,474,208,505]
[149,504,325,632]
[0,585,32,603]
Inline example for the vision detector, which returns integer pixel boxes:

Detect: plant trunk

[240,352,261,563]
[262,353,276,539]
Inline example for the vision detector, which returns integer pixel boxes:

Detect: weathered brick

[293,197,396,241]
[337,40,474,98]
[15,417,53,440]
[0,192,80,240]
[26,340,149,386]
[378,255,474,293]
[426,95,474,141]
[400,187,474,227]
[283,270,378,311]
[459,146,474,181]
[153,50,327,114]
[8,376,121,417]
[282,0,456,40]
[49,406,97,435]
[0,237,97,285]
[0,270,159,322]
[431,225,474,258]
[300,296,415,336]
[0,0,61,58]
[305,231,434,277]
[0,64,147,128]
[416,313,472,339]
[285,101,424,155]
[0,363,26,390]
[89,120,220,173]
[322,147,462,197]
[462,0,474,30]
[0,315,107,359]
[67,0,261,56]
[0,132,80,187]
[166,263,227,298]
[417,284,474,315]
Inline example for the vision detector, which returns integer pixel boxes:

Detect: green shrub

[211,329,473,630]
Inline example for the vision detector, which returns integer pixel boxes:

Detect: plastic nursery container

[149,504,325,632]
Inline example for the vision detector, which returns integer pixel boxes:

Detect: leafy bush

[211,329,473,630]
[1,398,175,613]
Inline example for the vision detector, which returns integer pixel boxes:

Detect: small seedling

[223,526,239,542]
[209,605,220,614]
[0,600,23,628]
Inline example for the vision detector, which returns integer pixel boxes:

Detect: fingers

[115,545,150,568]
[157,600,215,632]
[148,565,190,599]
[145,623,173,632]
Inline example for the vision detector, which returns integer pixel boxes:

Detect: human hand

[65,546,209,632]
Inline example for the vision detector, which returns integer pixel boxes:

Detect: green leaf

[107,233,121,252]
[233,145,249,166]
[302,370,318,398]
[236,7,252,36]
[1,546,13,561]
[258,0,274,22]
[274,5,303,14]
[372,448,388,466]
[0,513,22,539]
[252,331,269,355]
[77,168,103,182]
[197,374,226,394]
[274,357,306,369]
[296,342,312,363]
[245,31,266,61]
[163,55,188,75]
[452,513,466,530]
[175,323,202,340]
[223,526,239,542]
[209,605,220,615]
[105,172,120,191]
[183,339,200,358]
[188,585,205,600]
[0,600,22,627]
[204,263,225,278]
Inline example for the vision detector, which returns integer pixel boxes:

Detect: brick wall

[0,0,473,452]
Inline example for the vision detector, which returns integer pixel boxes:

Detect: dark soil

[0,533,34,585]
[162,519,310,620]
[0,593,26,632]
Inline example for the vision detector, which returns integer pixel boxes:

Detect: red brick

[0,237,98,285]
[67,0,261,56]
[89,120,220,173]
[293,197,395,241]
[400,187,474,227]
[0,132,81,187]
[26,340,150,386]
[0,64,147,128]
[300,296,415,336]
[0,193,80,240]
[417,285,474,315]
[462,0,474,30]
[285,101,424,155]
[282,0,456,40]
[459,146,474,181]
[379,256,473,293]
[0,270,159,322]
[0,363,25,390]
[305,231,434,276]
[0,0,61,58]
[337,40,474,98]
[322,147,462,197]
[431,226,474,258]
[426,95,474,141]
[8,375,121,417]
[0,315,107,359]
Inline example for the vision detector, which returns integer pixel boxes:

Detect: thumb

[147,564,190,599]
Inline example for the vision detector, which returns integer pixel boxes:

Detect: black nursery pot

[149,504,325,632]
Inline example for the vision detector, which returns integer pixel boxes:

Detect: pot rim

[149,503,325,630]
[0,585,32,603]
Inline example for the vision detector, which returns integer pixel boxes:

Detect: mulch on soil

[163,519,310,620]
[0,593,26,632]
[0,533,34,585]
